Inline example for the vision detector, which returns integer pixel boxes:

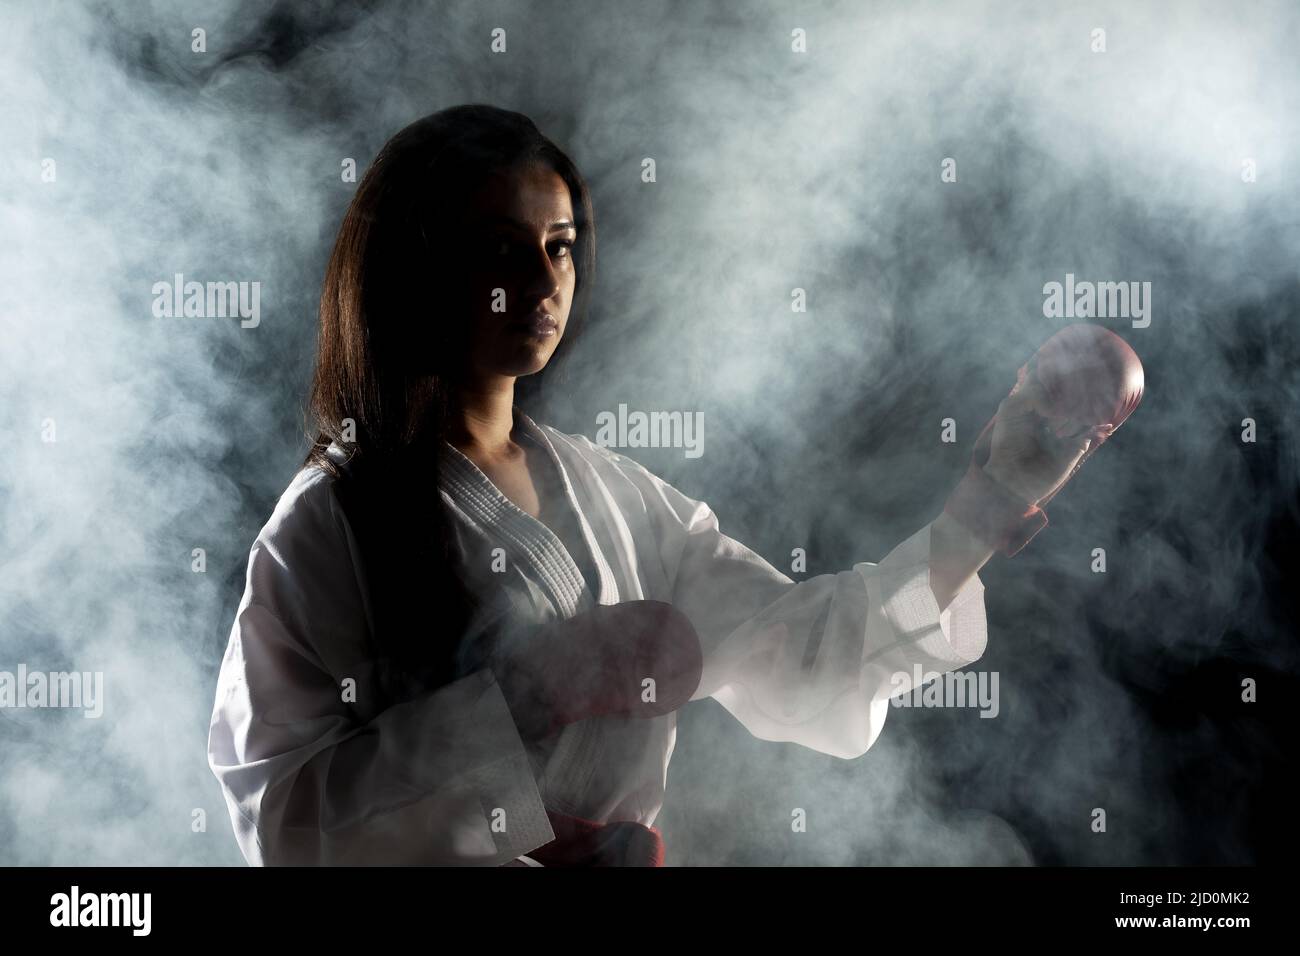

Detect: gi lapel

[514,412,620,607]
[438,413,617,617]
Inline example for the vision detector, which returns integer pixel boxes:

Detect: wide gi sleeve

[206,468,554,865]
[586,443,988,760]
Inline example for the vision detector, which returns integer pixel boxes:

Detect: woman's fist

[944,324,1144,557]
[983,371,1114,506]
[981,323,1144,507]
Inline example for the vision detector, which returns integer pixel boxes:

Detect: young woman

[206,104,1130,866]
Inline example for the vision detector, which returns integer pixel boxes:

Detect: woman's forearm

[929,509,996,613]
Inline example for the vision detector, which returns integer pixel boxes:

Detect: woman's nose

[520,246,561,305]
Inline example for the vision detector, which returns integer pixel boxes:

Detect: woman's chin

[497,342,559,377]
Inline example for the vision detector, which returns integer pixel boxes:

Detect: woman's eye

[479,237,572,260]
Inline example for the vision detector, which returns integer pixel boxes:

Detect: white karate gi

[207,411,988,866]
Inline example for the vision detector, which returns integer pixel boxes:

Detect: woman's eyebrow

[482,214,576,233]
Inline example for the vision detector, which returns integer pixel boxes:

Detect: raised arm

[576,438,989,761]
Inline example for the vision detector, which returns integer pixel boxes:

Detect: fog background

[1,0,1294,865]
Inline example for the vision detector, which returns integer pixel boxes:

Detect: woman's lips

[513,313,558,337]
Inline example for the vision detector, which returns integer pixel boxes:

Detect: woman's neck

[447,375,519,459]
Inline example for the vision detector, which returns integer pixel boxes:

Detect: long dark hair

[301,104,597,704]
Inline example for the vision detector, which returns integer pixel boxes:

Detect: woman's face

[449,161,578,381]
